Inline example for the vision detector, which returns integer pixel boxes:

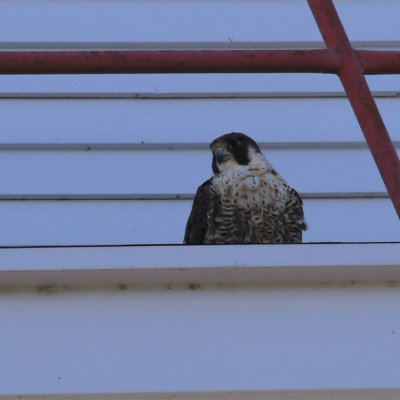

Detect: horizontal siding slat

[0,148,396,194]
[2,141,396,151]
[0,193,390,201]
[1,91,400,100]
[0,1,321,43]
[0,199,398,246]
[1,98,399,143]
[1,1,399,43]
[1,74,400,95]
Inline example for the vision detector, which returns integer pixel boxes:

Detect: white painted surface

[1,97,399,143]
[0,283,400,396]
[1,243,400,288]
[0,198,398,246]
[0,243,399,398]
[0,0,399,43]
[0,0,317,43]
[1,389,399,400]
[1,147,395,195]
[2,73,400,95]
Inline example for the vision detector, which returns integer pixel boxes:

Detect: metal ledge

[0,243,399,290]
[1,388,400,400]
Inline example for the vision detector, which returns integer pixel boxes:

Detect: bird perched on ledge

[184,132,307,244]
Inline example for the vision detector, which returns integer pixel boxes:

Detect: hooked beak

[214,148,230,163]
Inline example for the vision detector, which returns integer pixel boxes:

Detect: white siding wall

[1,2,400,399]
[0,243,399,399]
[0,0,399,245]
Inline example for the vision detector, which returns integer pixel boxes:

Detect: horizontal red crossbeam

[0,49,399,75]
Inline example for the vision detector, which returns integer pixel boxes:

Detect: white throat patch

[217,158,240,172]
[212,147,289,209]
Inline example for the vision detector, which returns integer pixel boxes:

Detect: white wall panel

[2,244,400,288]
[0,0,399,44]
[0,284,399,395]
[0,199,398,246]
[1,98,399,143]
[2,74,400,95]
[0,73,344,95]
[0,147,394,195]
[335,0,400,42]
[0,1,320,44]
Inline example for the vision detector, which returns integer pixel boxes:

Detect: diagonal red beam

[308,0,400,219]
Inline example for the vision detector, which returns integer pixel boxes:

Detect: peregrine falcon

[184,132,307,244]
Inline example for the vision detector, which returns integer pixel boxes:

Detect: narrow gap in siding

[1,241,399,249]
[0,91,399,99]
[0,192,390,200]
[1,141,398,150]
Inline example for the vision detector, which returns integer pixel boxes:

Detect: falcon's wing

[184,178,213,244]
[284,187,307,242]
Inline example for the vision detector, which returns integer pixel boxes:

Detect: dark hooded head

[210,132,262,174]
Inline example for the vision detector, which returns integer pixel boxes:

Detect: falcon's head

[210,132,262,174]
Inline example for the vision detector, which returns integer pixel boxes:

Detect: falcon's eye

[229,139,241,149]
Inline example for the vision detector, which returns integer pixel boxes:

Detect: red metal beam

[0,49,400,75]
[308,0,400,219]
[0,49,340,74]
[358,50,400,75]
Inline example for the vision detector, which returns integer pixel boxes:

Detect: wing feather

[184,179,213,244]
[284,187,307,242]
